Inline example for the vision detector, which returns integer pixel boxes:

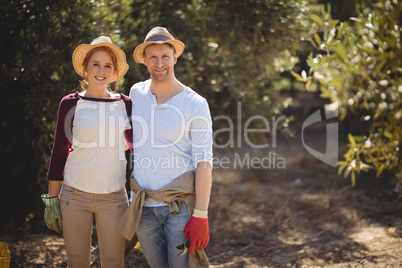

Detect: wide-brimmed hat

[133,26,185,64]
[72,36,129,82]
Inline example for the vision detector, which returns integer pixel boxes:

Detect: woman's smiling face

[85,49,115,87]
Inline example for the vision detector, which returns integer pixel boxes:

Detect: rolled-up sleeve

[189,99,213,169]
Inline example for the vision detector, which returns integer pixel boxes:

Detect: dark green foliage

[0,0,96,235]
[293,0,402,185]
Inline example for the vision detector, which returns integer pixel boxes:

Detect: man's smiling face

[143,43,177,81]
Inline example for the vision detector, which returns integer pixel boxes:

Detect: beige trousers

[60,184,128,268]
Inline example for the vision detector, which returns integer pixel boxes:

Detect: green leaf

[373,59,387,75]
[313,33,321,46]
[306,78,312,90]
[344,166,352,178]
[377,164,384,177]
[384,131,393,140]
[348,134,356,147]
[309,14,323,25]
[338,163,347,175]
[353,136,365,143]
[344,148,355,161]
[334,43,348,63]
[290,70,306,82]
[329,19,340,28]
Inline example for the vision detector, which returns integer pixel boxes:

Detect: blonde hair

[80,46,119,91]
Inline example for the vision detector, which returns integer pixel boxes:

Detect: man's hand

[184,216,209,254]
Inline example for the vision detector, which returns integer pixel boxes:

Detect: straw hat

[133,26,185,64]
[72,36,129,82]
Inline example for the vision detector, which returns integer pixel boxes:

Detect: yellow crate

[0,242,10,268]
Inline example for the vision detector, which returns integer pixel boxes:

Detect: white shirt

[64,96,131,193]
[130,79,213,206]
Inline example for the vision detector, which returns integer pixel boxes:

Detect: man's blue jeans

[136,203,190,268]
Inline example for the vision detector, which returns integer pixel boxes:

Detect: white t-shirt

[129,79,213,206]
[48,93,132,193]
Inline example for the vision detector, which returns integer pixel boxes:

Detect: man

[117,27,212,268]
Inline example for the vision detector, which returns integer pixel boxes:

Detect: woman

[41,36,131,267]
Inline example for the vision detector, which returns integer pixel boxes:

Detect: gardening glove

[184,210,210,254]
[41,194,62,234]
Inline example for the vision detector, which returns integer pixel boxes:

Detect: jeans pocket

[115,198,128,210]
[62,184,76,193]
[60,199,70,206]
[60,185,76,201]
[112,189,128,201]
[117,202,129,210]
[111,190,128,210]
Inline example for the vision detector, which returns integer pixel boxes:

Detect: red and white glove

[184,209,210,254]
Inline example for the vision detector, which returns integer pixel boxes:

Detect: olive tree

[293,0,401,185]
